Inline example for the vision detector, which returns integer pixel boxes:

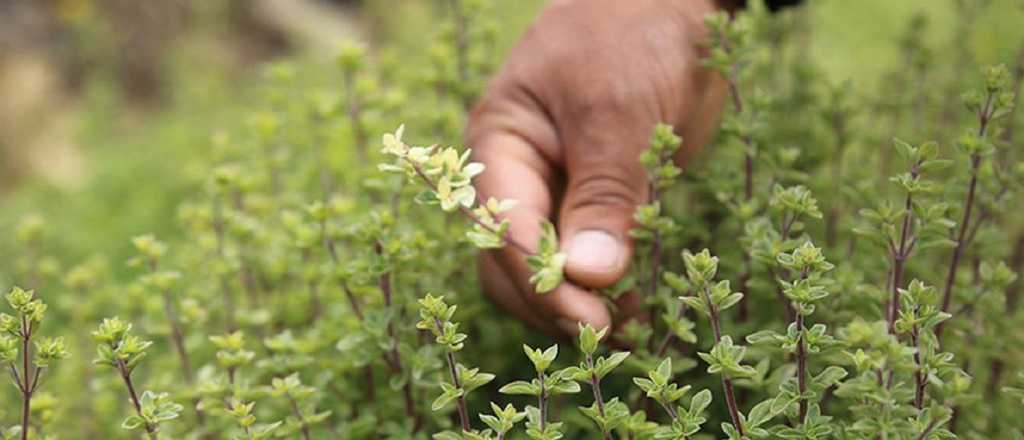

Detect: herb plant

[0,1,1023,439]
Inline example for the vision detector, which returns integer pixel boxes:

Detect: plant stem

[407,160,533,255]
[936,154,980,339]
[341,281,364,321]
[825,110,849,248]
[888,164,918,335]
[769,267,797,323]
[657,390,680,421]
[771,218,798,324]
[306,277,321,324]
[434,317,470,432]
[795,313,808,422]
[648,184,663,304]
[721,30,758,323]
[784,265,811,423]
[911,326,925,409]
[228,193,262,311]
[212,196,237,332]
[699,285,744,436]
[738,255,753,323]
[20,316,31,440]
[160,288,194,383]
[733,86,757,324]
[916,418,941,440]
[322,230,363,322]
[116,359,157,439]
[288,396,312,440]
[585,354,613,440]
[643,175,666,351]
[655,305,686,358]
[937,91,995,339]
[322,237,388,414]
[151,265,208,429]
[20,388,30,440]
[447,0,472,110]
[145,260,196,386]
[343,64,367,160]
[538,371,549,432]
[374,244,422,432]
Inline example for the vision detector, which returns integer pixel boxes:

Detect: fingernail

[557,318,579,336]
[566,230,622,272]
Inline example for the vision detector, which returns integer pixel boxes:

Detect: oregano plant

[0,2,1021,439]
[0,287,67,440]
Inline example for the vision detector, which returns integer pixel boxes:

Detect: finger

[558,106,655,289]
[468,96,611,337]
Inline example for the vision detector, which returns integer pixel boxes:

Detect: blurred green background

[1,0,1022,285]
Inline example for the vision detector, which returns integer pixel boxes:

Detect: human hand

[468,0,729,337]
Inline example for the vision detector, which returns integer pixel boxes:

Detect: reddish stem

[699,285,745,436]
[937,92,994,338]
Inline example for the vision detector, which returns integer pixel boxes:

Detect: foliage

[1,0,1024,439]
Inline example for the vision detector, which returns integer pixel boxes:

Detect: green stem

[288,396,311,440]
[434,317,470,432]
[20,316,31,440]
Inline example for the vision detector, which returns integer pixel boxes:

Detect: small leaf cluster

[526,222,567,294]
[93,317,181,437]
[121,392,184,432]
[633,358,713,439]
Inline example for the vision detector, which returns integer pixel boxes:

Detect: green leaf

[690,389,713,414]
[746,399,777,428]
[594,351,630,379]
[500,380,540,396]
[432,383,464,411]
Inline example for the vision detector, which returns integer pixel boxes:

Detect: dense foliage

[2,1,1024,439]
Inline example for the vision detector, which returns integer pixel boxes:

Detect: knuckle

[567,168,644,212]
[572,78,635,118]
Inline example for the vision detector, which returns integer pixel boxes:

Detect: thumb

[558,117,653,289]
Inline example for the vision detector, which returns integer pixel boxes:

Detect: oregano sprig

[93,317,182,439]
[563,324,631,439]
[633,357,714,439]
[634,124,689,355]
[749,242,846,426]
[268,373,332,440]
[499,343,580,440]
[380,126,565,293]
[672,249,751,437]
[938,64,1017,337]
[130,235,193,384]
[418,294,496,436]
[894,280,952,409]
[1,287,67,440]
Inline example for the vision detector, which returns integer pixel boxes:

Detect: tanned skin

[468,0,729,337]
